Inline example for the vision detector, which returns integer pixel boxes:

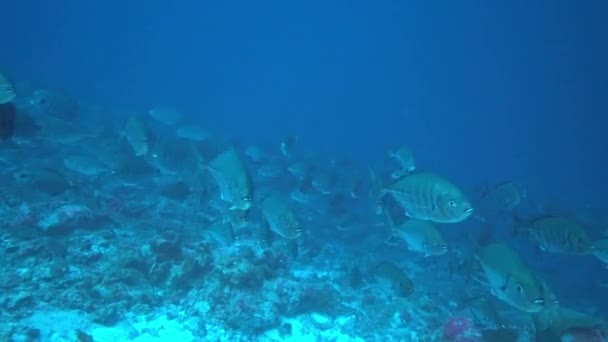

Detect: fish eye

[448,201,456,207]
[516,286,523,293]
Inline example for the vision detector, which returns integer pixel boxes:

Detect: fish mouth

[437,247,448,255]
[232,201,252,211]
[464,207,474,214]
[532,298,545,306]
[289,229,304,239]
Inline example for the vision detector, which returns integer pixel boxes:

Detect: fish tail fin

[368,167,386,202]
[380,205,398,239]
[511,214,526,237]
[478,182,491,199]
[382,206,395,230]
[457,251,483,286]
[391,169,408,180]
[465,223,494,250]
[460,223,495,285]
[368,167,379,197]
[473,214,487,223]
[382,235,400,246]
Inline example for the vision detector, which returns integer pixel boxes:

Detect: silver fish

[382,172,473,223]
[477,243,551,313]
[260,195,302,239]
[393,219,448,257]
[123,114,150,157]
[0,73,16,104]
[176,125,211,142]
[207,148,254,211]
[147,106,182,126]
[372,261,414,297]
[516,216,593,255]
[63,155,110,176]
[388,145,416,179]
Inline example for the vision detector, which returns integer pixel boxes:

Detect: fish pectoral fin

[431,203,441,215]
[391,169,407,179]
[499,274,512,292]
[383,236,400,247]
[469,274,489,287]
[403,208,416,218]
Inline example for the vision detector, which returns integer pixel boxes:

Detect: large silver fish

[260,195,302,239]
[13,167,73,196]
[477,243,552,313]
[533,305,607,340]
[515,216,594,255]
[63,155,110,176]
[207,148,254,211]
[371,261,414,297]
[481,181,527,209]
[381,172,473,223]
[203,220,236,248]
[122,114,150,157]
[393,220,447,257]
[27,88,80,120]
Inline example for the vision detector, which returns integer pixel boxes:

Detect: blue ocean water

[1,1,608,341]
[3,1,607,192]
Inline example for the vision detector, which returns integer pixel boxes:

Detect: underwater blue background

[1,2,608,339]
[2,0,607,207]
